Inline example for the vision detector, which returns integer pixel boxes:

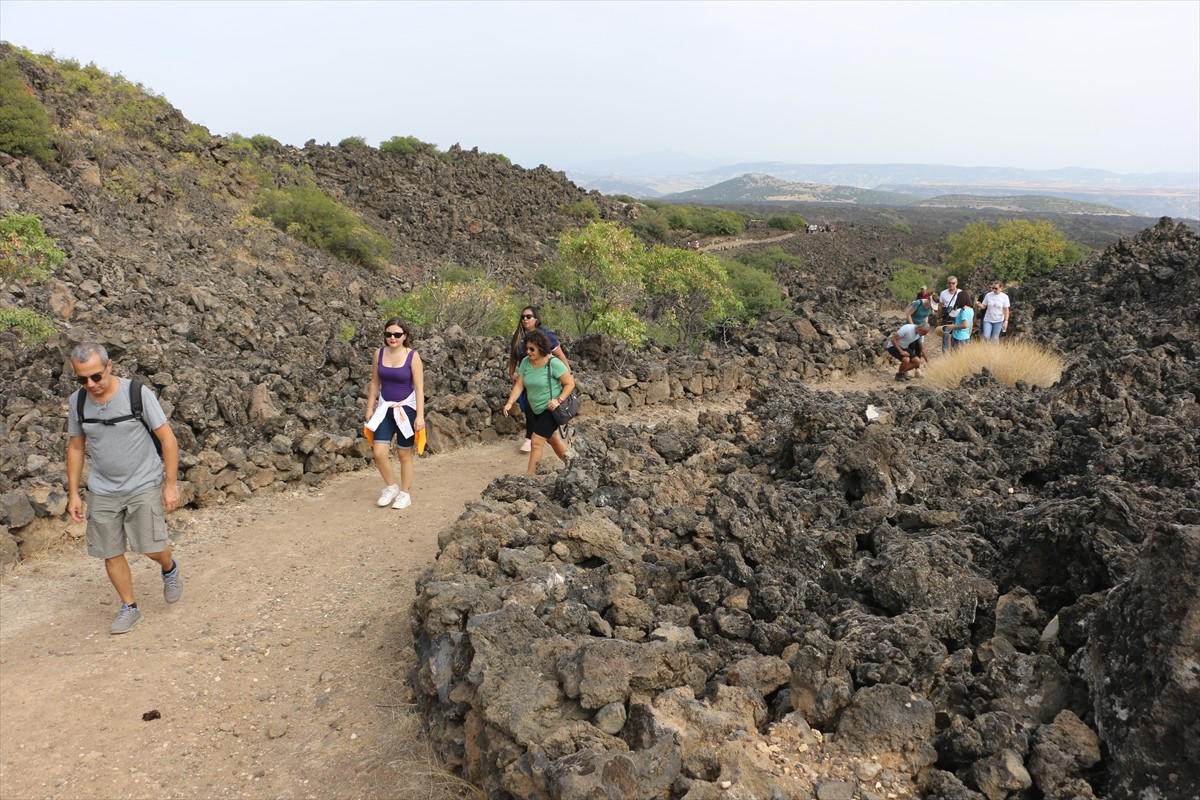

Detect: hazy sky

[2,0,1197,175]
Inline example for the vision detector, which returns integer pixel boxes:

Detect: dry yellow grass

[924,338,1064,389]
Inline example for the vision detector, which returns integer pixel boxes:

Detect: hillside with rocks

[3,43,1199,800]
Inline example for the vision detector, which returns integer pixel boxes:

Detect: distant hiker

[503,329,575,474]
[978,280,1011,341]
[906,289,936,327]
[940,286,975,350]
[66,342,183,635]
[938,276,966,351]
[507,306,570,454]
[365,318,425,510]
[886,321,932,380]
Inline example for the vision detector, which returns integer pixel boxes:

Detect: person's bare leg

[372,442,394,485]
[549,431,568,461]
[105,554,135,605]
[397,448,414,493]
[145,546,173,573]
[527,435,547,475]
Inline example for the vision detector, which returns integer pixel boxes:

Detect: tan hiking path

[0,379,905,800]
[697,230,800,252]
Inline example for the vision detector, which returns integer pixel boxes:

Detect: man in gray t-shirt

[66,342,183,634]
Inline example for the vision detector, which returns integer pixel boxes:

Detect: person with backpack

[65,342,182,635]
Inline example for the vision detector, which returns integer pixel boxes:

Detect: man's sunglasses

[520,314,535,320]
[76,370,106,385]
[384,331,405,339]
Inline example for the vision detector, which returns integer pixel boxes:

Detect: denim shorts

[373,405,417,450]
[86,484,168,558]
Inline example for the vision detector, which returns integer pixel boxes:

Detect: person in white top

[885,322,931,381]
[978,280,1011,341]
[938,276,966,351]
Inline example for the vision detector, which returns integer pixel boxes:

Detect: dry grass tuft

[924,338,1064,390]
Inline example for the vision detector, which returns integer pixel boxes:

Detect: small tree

[543,221,646,346]
[945,219,1088,282]
[641,246,741,343]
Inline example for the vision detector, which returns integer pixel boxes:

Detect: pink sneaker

[520,438,532,453]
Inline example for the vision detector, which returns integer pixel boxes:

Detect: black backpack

[76,379,163,458]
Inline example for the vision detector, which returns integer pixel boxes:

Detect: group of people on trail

[67,304,577,635]
[886,277,1013,381]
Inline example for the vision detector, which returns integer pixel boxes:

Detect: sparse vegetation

[767,215,806,231]
[1,212,66,284]
[380,135,437,158]
[338,135,370,150]
[924,339,1064,389]
[252,186,392,270]
[662,205,746,236]
[721,256,787,319]
[0,55,55,162]
[945,219,1088,282]
[379,264,514,336]
[563,199,601,221]
[888,258,942,303]
[0,307,56,345]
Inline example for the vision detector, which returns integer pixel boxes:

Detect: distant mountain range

[563,157,1200,219]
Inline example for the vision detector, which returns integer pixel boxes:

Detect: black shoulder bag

[546,363,579,426]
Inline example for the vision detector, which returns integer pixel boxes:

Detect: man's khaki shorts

[86,485,168,558]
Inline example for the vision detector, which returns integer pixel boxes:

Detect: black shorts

[529,408,561,440]
[887,344,921,361]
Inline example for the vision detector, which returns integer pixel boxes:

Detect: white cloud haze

[1,0,1197,174]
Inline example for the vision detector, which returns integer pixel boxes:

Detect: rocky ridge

[410,221,1200,800]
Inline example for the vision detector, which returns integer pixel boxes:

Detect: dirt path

[697,230,800,252]
[0,386,920,800]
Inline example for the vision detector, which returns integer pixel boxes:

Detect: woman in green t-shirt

[503,329,576,474]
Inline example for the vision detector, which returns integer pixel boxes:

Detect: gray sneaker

[110,603,142,635]
[162,561,183,604]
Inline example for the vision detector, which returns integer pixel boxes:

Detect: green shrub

[492,153,511,167]
[252,186,392,270]
[249,134,279,153]
[767,215,806,231]
[945,219,1088,282]
[1,212,66,283]
[891,221,913,235]
[563,200,601,220]
[338,135,370,149]
[0,307,56,345]
[660,205,746,236]
[380,135,436,157]
[631,207,670,242]
[735,246,802,274]
[0,57,55,162]
[378,265,514,336]
[337,323,356,342]
[888,259,941,303]
[721,258,786,319]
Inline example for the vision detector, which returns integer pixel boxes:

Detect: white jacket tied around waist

[366,391,417,439]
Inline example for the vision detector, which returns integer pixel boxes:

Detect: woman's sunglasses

[384,331,405,339]
[520,314,535,320]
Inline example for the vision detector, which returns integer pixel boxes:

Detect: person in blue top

[503,329,575,475]
[940,285,975,350]
[506,306,571,454]
[365,318,425,510]
[905,289,936,327]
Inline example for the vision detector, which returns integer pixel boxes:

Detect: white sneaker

[392,491,412,510]
[376,484,401,507]
[520,438,532,453]
[914,369,925,379]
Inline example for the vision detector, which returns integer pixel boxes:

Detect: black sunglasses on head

[384,331,405,338]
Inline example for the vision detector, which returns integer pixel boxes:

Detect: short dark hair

[523,329,552,356]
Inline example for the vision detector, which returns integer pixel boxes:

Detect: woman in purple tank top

[365,318,425,510]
